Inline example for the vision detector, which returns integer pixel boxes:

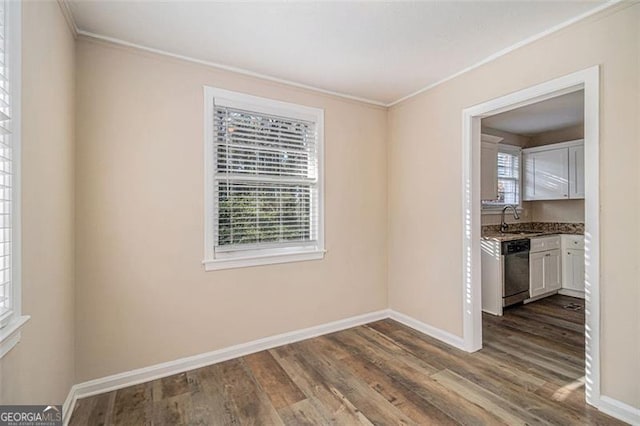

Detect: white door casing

[461,65,599,406]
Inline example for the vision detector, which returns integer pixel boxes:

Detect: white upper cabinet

[568,144,585,199]
[523,140,584,201]
[480,134,503,201]
[523,147,569,200]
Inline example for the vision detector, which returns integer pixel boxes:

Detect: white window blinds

[483,147,520,207]
[0,0,14,323]
[212,106,319,252]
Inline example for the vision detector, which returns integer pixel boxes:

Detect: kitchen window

[482,145,521,209]
[203,87,324,270]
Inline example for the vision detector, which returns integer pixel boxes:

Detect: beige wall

[388,3,639,408]
[528,123,584,147]
[481,127,530,147]
[3,1,636,413]
[480,201,584,226]
[0,2,75,404]
[74,38,388,381]
[527,199,584,223]
[481,210,532,226]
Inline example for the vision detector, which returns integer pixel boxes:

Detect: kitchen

[479,90,586,319]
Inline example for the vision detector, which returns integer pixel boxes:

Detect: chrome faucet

[500,205,520,233]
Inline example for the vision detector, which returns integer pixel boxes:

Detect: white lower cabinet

[481,239,503,316]
[561,235,585,298]
[529,236,562,298]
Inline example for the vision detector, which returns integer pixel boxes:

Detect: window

[482,145,521,209]
[203,87,324,270]
[0,0,27,357]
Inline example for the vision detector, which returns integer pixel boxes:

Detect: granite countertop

[482,231,571,242]
[481,222,584,242]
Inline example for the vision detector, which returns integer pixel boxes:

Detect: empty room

[0,0,639,424]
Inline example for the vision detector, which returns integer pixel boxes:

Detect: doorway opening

[461,66,600,406]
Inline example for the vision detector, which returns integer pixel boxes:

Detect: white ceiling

[67,1,607,105]
[482,90,584,136]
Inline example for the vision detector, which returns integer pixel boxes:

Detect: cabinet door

[523,148,569,200]
[569,145,585,199]
[563,249,585,291]
[543,249,562,292]
[530,250,561,297]
[481,141,498,200]
[529,251,546,297]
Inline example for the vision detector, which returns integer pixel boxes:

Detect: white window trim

[481,144,523,214]
[0,0,29,359]
[202,87,325,271]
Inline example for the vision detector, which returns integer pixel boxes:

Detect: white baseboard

[77,307,640,425]
[524,291,559,304]
[598,395,640,425]
[558,288,585,299]
[63,309,390,424]
[61,308,637,426]
[62,308,468,423]
[62,386,77,426]
[388,309,466,350]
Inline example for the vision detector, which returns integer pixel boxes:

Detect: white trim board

[61,304,637,425]
[461,66,601,402]
[387,0,621,107]
[388,310,465,350]
[62,386,77,426]
[557,288,585,299]
[202,86,326,271]
[63,309,389,423]
[62,308,469,424]
[76,31,387,107]
[61,0,622,108]
[56,0,78,38]
[598,396,640,426]
[0,0,26,362]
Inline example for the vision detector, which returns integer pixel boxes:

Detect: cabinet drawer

[562,234,585,250]
[530,235,561,253]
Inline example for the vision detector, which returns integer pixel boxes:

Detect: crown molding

[61,0,623,107]
[56,0,78,38]
[386,0,624,107]
[77,30,387,107]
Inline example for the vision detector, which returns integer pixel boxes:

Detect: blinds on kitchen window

[212,106,318,251]
[496,151,520,205]
[0,0,14,322]
[483,148,520,207]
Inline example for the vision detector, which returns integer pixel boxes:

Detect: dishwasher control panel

[501,239,530,254]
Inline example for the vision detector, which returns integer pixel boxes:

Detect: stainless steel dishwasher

[502,239,530,307]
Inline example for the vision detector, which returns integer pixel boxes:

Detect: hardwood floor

[69,295,624,425]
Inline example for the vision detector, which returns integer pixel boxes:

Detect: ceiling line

[57,0,79,38]
[386,0,622,108]
[61,0,623,108]
[76,30,388,107]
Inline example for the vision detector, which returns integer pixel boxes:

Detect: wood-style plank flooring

[69,295,625,425]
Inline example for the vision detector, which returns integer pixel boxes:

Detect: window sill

[203,248,325,271]
[0,315,30,359]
